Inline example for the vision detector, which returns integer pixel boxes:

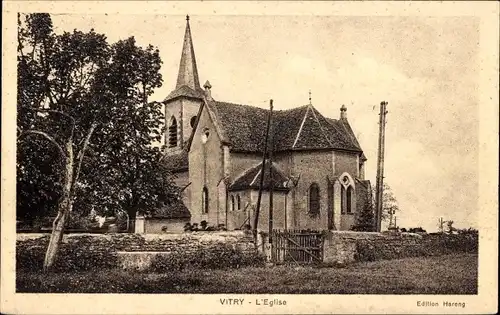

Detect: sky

[50,14,480,232]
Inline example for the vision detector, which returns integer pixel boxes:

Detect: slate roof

[150,198,191,219]
[229,160,290,191]
[210,101,363,153]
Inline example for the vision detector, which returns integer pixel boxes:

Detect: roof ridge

[308,106,334,147]
[339,119,362,149]
[230,161,263,186]
[322,112,357,149]
[292,106,310,148]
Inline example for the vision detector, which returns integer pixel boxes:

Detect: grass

[16,253,477,294]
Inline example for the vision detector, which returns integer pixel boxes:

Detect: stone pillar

[257,232,271,262]
[135,215,145,234]
[333,180,342,230]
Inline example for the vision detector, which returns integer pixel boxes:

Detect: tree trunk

[43,139,73,272]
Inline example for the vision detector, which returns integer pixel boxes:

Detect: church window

[340,174,355,215]
[231,195,235,211]
[309,183,320,216]
[202,186,209,214]
[341,186,346,214]
[190,116,197,128]
[237,195,241,210]
[169,116,178,148]
[346,186,353,214]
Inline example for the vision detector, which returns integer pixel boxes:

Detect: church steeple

[176,15,201,91]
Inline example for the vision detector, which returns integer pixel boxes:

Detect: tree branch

[18,130,67,159]
[29,108,77,139]
[72,122,97,190]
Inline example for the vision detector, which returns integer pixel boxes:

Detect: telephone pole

[268,102,275,243]
[253,99,273,244]
[375,101,388,232]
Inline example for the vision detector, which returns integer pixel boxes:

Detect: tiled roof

[162,149,189,173]
[229,160,290,191]
[150,198,191,219]
[211,101,363,153]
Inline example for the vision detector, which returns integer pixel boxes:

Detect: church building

[161,16,372,232]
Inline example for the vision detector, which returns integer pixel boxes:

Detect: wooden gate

[270,229,324,264]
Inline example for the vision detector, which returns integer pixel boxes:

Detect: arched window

[168,116,178,148]
[341,186,346,214]
[231,195,235,211]
[340,174,355,215]
[237,195,241,210]
[202,186,209,214]
[346,186,353,214]
[309,183,320,216]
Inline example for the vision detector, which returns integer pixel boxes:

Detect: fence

[270,229,324,264]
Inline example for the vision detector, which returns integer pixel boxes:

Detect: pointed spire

[176,15,201,90]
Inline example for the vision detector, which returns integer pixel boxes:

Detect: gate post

[257,231,271,262]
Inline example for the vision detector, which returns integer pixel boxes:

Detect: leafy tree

[351,201,375,232]
[17,13,176,270]
[351,188,375,232]
[372,183,399,223]
[75,37,180,225]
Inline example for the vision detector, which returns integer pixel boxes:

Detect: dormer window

[168,116,178,147]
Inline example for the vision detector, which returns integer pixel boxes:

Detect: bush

[150,244,265,271]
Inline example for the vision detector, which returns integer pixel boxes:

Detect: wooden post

[253,99,273,244]
[269,107,275,243]
[375,101,388,232]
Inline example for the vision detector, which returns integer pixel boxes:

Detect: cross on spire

[308,90,312,105]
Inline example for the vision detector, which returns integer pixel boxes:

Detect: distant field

[17,253,477,294]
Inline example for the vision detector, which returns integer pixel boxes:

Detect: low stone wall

[17,231,258,271]
[323,231,478,264]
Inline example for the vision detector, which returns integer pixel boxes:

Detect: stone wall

[323,231,478,265]
[17,231,257,271]
[291,151,333,230]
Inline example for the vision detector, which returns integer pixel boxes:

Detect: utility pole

[268,110,274,243]
[438,217,444,233]
[375,101,388,232]
[253,99,273,244]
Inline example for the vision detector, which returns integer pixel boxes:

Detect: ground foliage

[150,244,266,271]
[17,253,478,294]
